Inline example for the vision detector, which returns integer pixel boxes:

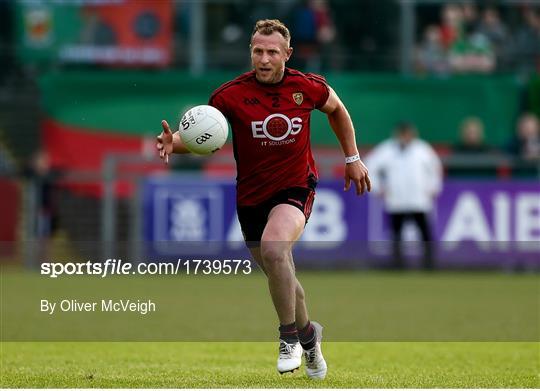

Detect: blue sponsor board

[142,175,371,266]
[142,175,237,259]
[142,175,540,269]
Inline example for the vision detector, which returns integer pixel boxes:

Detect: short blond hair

[460,116,484,135]
[251,19,291,46]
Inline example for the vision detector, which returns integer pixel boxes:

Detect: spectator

[290,0,335,72]
[477,7,510,68]
[21,149,63,265]
[23,149,60,239]
[513,7,540,75]
[416,24,449,75]
[366,122,442,270]
[508,113,540,161]
[311,0,336,46]
[290,0,318,70]
[440,3,464,49]
[311,0,337,71]
[453,117,493,153]
[449,117,498,178]
[462,1,480,34]
[449,25,495,73]
[0,141,16,175]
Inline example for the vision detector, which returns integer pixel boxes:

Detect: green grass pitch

[1,341,538,388]
[1,270,539,387]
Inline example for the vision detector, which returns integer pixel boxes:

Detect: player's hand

[156,120,173,164]
[344,159,371,196]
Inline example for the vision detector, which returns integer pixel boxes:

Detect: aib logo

[251,113,303,141]
[196,132,213,144]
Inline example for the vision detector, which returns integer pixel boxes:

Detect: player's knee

[260,241,289,266]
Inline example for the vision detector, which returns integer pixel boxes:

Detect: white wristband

[345,154,360,164]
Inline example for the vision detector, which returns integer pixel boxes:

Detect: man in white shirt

[366,122,442,269]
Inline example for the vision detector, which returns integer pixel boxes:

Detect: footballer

[157,19,371,380]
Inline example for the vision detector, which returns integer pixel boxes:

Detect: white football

[178,105,229,155]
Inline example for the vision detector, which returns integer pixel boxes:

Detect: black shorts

[237,186,316,246]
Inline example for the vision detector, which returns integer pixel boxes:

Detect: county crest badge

[292,92,303,105]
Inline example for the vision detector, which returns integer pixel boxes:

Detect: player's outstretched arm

[320,87,371,195]
[156,120,191,164]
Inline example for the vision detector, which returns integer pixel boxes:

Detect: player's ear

[286,46,293,61]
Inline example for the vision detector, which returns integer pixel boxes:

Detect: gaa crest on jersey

[292,92,303,106]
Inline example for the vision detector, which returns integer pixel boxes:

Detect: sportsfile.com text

[40,259,253,278]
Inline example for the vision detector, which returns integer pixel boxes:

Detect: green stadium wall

[40,71,523,161]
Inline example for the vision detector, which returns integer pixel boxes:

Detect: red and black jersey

[209,68,329,206]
